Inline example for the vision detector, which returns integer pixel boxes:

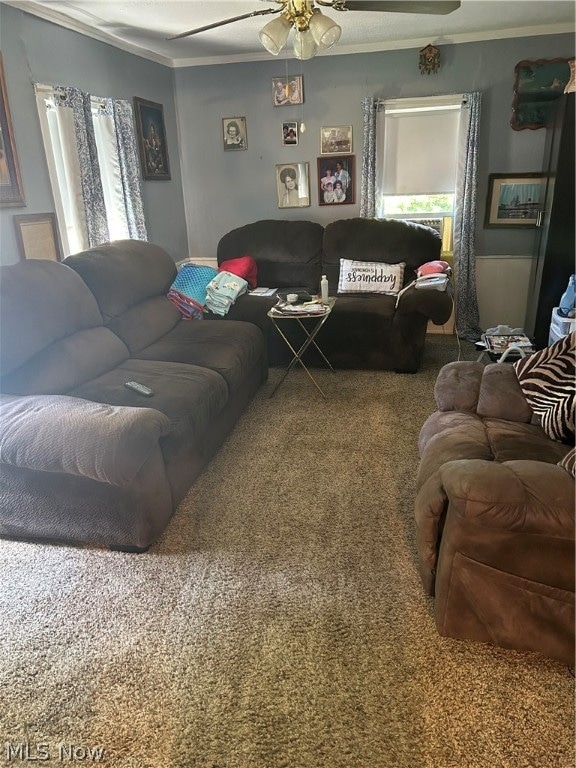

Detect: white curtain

[35,84,147,257]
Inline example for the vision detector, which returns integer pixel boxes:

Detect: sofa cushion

[315,294,398,369]
[65,240,182,353]
[514,332,575,443]
[68,359,229,443]
[0,259,129,395]
[337,259,405,295]
[134,319,266,395]
[217,220,324,293]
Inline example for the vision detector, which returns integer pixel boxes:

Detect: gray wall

[0,3,573,269]
[0,5,187,265]
[175,32,574,259]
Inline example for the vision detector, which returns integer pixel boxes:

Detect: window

[376,95,463,253]
[35,84,146,257]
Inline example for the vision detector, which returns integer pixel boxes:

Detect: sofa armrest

[415,458,575,594]
[434,361,533,422]
[395,283,453,325]
[440,459,575,533]
[0,394,172,487]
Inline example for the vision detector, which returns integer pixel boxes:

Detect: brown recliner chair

[414,357,575,664]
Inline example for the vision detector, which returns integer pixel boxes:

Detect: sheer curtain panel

[35,84,147,257]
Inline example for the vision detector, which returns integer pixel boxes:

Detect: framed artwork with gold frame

[0,53,25,207]
[133,97,171,180]
[511,58,573,130]
[13,213,62,261]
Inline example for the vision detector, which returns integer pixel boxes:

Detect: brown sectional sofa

[414,356,575,664]
[0,240,267,551]
[212,217,453,372]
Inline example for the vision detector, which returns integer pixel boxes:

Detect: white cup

[287,293,298,304]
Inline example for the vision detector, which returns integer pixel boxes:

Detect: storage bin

[549,307,576,345]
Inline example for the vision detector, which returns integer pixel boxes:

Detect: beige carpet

[1,337,574,768]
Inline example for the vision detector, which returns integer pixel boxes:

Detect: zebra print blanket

[514,332,575,444]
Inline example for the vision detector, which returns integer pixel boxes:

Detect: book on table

[249,287,277,297]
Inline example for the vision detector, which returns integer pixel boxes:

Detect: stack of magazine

[482,333,533,354]
[270,300,328,316]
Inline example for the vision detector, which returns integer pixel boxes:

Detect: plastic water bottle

[559,274,576,318]
[321,275,329,305]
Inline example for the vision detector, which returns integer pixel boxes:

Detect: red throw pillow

[218,256,258,289]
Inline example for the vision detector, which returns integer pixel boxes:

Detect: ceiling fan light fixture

[293,28,318,60]
[309,10,341,50]
[258,15,291,55]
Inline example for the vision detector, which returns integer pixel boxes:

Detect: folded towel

[205,271,248,316]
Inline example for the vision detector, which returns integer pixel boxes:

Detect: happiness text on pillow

[344,266,399,291]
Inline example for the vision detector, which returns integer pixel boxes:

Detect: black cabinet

[524,92,575,349]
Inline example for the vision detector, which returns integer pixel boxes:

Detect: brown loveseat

[212,217,453,372]
[0,240,267,551]
[414,339,575,664]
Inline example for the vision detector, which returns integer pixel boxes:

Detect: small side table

[267,298,336,398]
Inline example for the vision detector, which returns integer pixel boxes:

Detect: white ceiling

[4,0,575,67]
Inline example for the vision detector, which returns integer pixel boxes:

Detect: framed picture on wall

[13,213,61,261]
[272,76,303,106]
[511,57,573,130]
[133,97,171,180]
[317,155,355,206]
[275,162,310,208]
[0,53,25,207]
[282,121,298,146]
[222,117,247,150]
[484,172,545,227]
[320,125,352,155]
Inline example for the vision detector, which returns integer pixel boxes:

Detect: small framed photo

[484,173,545,227]
[13,213,62,261]
[320,125,353,155]
[275,163,310,208]
[282,121,298,146]
[133,97,171,180]
[0,53,25,206]
[222,117,247,151]
[272,76,303,106]
[317,155,355,206]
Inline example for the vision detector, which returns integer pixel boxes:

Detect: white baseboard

[176,256,218,269]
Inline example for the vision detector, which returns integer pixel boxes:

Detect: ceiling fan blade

[168,8,280,41]
[337,1,460,14]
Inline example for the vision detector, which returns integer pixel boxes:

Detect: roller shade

[380,96,462,195]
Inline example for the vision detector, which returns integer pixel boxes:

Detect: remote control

[124,381,154,397]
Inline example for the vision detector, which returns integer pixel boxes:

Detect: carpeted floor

[1,336,574,768]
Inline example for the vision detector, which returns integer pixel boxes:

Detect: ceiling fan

[169,0,462,60]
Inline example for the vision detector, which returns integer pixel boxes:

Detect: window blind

[379,95,462,196]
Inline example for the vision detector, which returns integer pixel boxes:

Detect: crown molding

[3,1,174,67]
[4,1,574,69]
